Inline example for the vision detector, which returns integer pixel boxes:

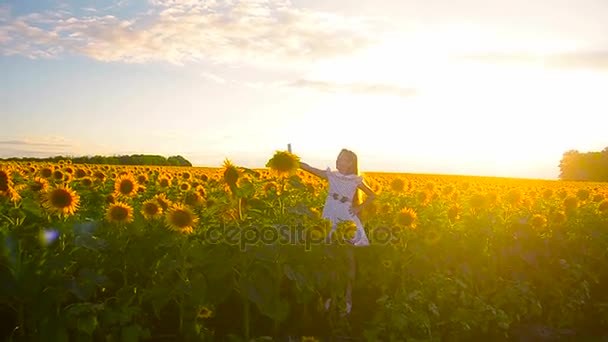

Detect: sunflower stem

[244,299,250,340]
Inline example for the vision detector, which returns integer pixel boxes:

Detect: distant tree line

[559,147,608,181]
[0,154,193,167]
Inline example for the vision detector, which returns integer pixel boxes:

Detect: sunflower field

[1,154,608,341]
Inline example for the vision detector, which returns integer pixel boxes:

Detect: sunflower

[263,181,280,195]
[196,306,213,320]
[504,189,522,206]
[598,199,608,214]
[105,201,134,224]
[157,176,171,188]
[184,191,203,207]
[195,185,206,198]
[154,193,173,211]
[530,214,547,229]
[93,171,106,183]
[0,168,12,192]
[395,207,417,228]
[43,185,80,217]
[165,203,199,234]
[389,178,405,193]
[114,174,139,197]
[441,185,454,196]
[137,173,149,184]
[179,182,191,192]
[469,193,487,211]
[416,190,430,205]
[74,168,87,179]
[40,166,53,178]
[553,211,567,225]
[30,177,49,192]
[563,196,579,212]
[142,199,163,220]
[222,159,239,187]
[181,171,192,181]
[80,177,93,188]
[52,170,64,182]
[265,151,300,175]
[576,189,590,201]
[542,188,553,200]
[105,194,116,204]
[448,204,460,222]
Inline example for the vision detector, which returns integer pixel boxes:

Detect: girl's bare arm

[299,161,327,179]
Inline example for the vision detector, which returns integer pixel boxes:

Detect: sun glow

[296,32,608,177]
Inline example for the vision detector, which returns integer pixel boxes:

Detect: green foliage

[559,147,608,181]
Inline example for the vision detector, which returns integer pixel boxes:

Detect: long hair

[339,149,362,208]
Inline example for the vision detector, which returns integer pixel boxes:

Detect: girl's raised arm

[299,161,327,180]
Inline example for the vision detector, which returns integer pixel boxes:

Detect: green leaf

[77,314,98,335]
[121,324,144,342]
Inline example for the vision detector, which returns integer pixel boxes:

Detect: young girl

[300,149,375,245]
[299,148,377,314]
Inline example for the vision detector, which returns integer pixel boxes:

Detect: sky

[1,0,607,179]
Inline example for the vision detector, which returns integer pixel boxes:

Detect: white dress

[322,167,370,246]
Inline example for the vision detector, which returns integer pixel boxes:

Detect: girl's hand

[349,205,362,216]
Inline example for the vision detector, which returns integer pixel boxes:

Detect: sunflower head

[43,185,80,217]
[0,168,12,192]
[52,170,64,182]
[184,191,203,207]
[74,168,87,179]
[179,182,191,192]
[542,188,553,199]
[222,159,240,187]
[105,201,134,224]
[417,191,430,205]
[395,207,417,228]
[154,193,173,211]
[80,177,93,188]
[142,199,163,220]
[265,151,300,175]
[92,171,105,182]
[165,203,199,234]
[504,188,523,206]
[137,174,148,184]
[553,211,567,225]
[389,178,406,193]
[31,177,49,192]
[441,185,454,196]
[563,195,579,212]
[158,176,171,188]
[530,214,547,229]
[598,199,608,214]
[448,204,460,222]
[196,306,213,320]
[577,188,590,201]
[181,171,192,181]
[114,174,139,197]
[195,185,206,198]
[40,166,53,178]
[469,193,487,211]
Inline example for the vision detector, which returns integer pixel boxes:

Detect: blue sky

[1,0,608,179]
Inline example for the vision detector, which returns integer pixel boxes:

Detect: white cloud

[200,71,227,84]
[0,0,381,68]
